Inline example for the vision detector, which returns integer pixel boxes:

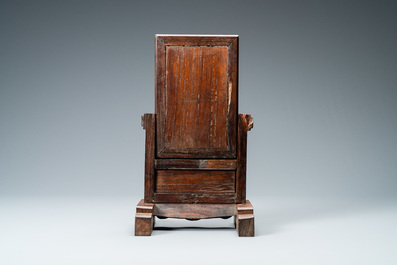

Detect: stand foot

[134,199,255,237]
[236,200,255,237]
[135,199,154,236]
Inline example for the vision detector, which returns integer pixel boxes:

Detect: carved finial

[246,115,253,131]
[141,115,145,130]
[241,114,254,131]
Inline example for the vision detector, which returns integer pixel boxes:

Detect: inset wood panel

[153,192,236,204]
[166,46,228,149]
[156,170,235,193]
[155,35,238,159]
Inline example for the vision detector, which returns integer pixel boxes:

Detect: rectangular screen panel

[165,46,228,150]
[155,35,238,158]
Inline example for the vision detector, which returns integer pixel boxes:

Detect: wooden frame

[136,35,254,237]
[155,35,238,159]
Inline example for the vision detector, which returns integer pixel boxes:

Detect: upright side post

[236,114,253,203]
[141,113,156,203]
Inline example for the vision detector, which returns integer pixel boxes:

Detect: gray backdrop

[1,0,396,197]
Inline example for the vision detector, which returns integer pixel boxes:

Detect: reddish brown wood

[228,36,239,156]
[135,35,255,236]
[155,35,238,159]
[154,203,236,219]
[156,170,235,193]
[236,199,254,215]
[236,214,255,237]
[155,159,237,170]
[164,46,228,153]
[136,199,155,214]
[236,114,254,203]
[135,199,154,236]
[154,192,236,204]
[236,200,255,237]
[135,198,255,236]
[155,36,165,150]
[159,34,238,46]
[142,114,155,203]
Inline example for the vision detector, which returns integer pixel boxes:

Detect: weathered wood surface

[236,214,255,237]
[236,199,254,215]
[154,203,236,219]
[158,34,238,46]
[136,35,255,236]
[154,192,236,204]
[156,170,235,193]
[136,199,154,214]
[155,159,237,170]
[165,46,228,150]
[135,198,255,236]
[155,35,238,158]
[236,114,254,203]
[236,200,255,237]
[141,114,155,203]
[135,199,154,236]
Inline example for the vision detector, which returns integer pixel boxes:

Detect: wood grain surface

[156,170,235,193]
[155,35,238,158]
[154,159,237,170]
[136,35,255,237]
